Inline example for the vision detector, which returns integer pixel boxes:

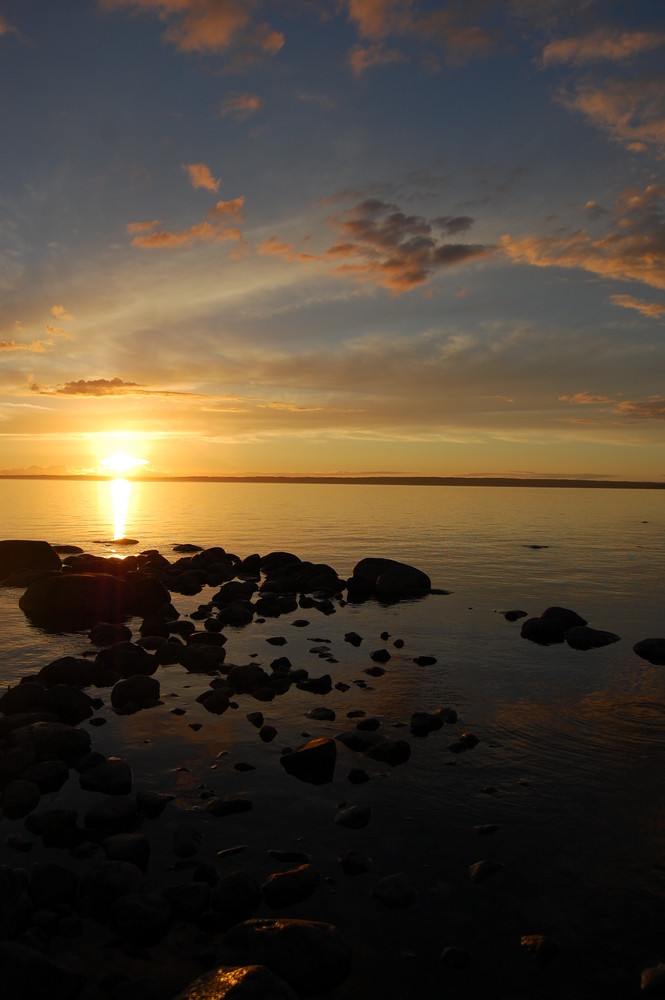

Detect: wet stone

[371,872,418,908]
[335,803,371,829]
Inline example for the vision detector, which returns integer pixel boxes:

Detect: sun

[99,450,148,476]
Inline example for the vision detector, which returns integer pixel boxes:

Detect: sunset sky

[1,0,664,479]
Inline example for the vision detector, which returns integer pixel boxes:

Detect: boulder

[565,626,620,650]
[37,656,105,688]
[262,864,320,909]
[370,873,417,908]
[0,941,84,1000]
[218,918,352,996]
[522,606,588,645]
[634,638,665,665]
[280,738,336,785]
[174,965,298,1000]
[0,540,61,581]
[111,675,160,715]
[11,721,91,763]
[210,871,262,929]
[112,891,172,945]
[19,571,169,629]
[80,758,133,794]
[347,557,431,603]
[97,642,157,678]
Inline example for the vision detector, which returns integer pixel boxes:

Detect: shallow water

[1,480,664,997]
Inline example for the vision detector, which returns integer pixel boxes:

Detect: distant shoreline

[0,474,664,489]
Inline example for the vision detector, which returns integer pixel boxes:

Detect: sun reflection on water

[110,477,132,540]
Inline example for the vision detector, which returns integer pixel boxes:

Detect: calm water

[1,480,664,997]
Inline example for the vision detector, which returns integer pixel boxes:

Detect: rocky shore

[0,539,663,1000]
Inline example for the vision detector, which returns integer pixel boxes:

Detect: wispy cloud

[609,294,665,319]
[182,162,220,192]
[560,390,665,419]
[258,197,491,293]
[220,91,265,120]
[0,340,50,353]
[501,184,665,291]
[99,0,284,65]
[543,28,665,66]
[31,376,208,398]
[557,75,665,153]
[51,304,73,320]
[128,196,245,249]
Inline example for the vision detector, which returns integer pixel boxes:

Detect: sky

[0,0,664,480]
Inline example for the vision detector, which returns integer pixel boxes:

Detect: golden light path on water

[110,477,132,540]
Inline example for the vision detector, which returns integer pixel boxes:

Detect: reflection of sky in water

[1,480,664,985]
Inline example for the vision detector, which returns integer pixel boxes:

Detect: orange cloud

[502,184,665,291]
[560,391,665,420]
[347,0,409,39]
[543,28,665,66]
[51,304,73,320]
[126,219,162,234]
[349,42,406,75]
[558,75,665,153]
[100,0,284,63]
[220,92,264,120]
[44,324,74,340]
[609,294,665,319]
[259,197,491,293]
[32,376,208,398]
[183,162,220,191]
[208,196,244,220]
[0,340,49,353]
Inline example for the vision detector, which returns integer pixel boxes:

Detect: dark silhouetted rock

[280,737,336,785]
[520,933,561,968]
[410,711,444,736]
[218,918,352,995]
[210,871,263,929]
[19,571,169,629]
[566,626,620,650]
[102,833,150,871]
[112,891,172,945]
[504,609,527,622]
[37,655,105,688]
[0,778,41,819]
[111,675,160,715]
[262,864,320,909]
[338,850,372,875]
[206,797,253,818]
[89,622,133,646]
[335,803,370,829]
[84,797,139,834]
[305,707,336,722]
[29,862,80,907]
[11,721,91,763]
[371,873,417,908]
[173,965,299,1000]
[161,881,210,920]
[0,941,84,1000]
[79,860,144,907]
[296,674,332,695]
[469,859,504,883]
[634,638,665,665]
[97,642,156,678]
[348,557,431,603]
[196,689,230,715]
[0,539,61,580]
[80,757,132,794]
[136,790,174,819]
[21,758,69,793]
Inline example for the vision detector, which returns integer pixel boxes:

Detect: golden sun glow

[99,450,148,476]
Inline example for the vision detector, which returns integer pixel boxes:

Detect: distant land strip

[0,475,664,489]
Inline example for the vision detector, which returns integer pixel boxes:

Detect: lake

[0,478,664,998]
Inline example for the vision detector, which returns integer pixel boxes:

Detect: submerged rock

[566,626,621,650]
[634,638,665,666]
[280,738,336,785]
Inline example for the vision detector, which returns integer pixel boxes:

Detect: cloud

[183,162,220,192]
[346,0,409,40]
[501,184,665,291]
[609,294,665,319]
[220,92,264,120]
[349,42,407,75]
[126,219,162,235]
[51,304,74,320]
[560,391,665,420]
[0,340,49,353]
[128,194,245,249]
[31,376,207,398]
[558,75,665,153]
[99,0,284,64]
[542,28,665,66]
[297,92,335,109]
[258,197,492,293]
[44,324,74,340]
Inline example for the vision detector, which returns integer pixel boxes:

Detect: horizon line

[0,473,664,489]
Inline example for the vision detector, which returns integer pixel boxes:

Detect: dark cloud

[31,377,207,398]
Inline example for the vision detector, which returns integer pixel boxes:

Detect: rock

[440,946,471,968]
[344,632,363,646]
[206,797,253,818]
[410,711,444,736]
[196,689,230,715]
[280,738,336,785]
[262,864,320,909]
[112,891,172,945]
[79,860,144,907]
[29,862,80,907]
[0,539,61,580]
[259,725,277,743]
[98,642,157,679]
[102,833,150,871]
[84,797,139,833]
[305,707,336,722]
[413,655,437,666]
[19,571,169,629]
[503,609,527,621]
[338,850,372,875]
[80,757,132,795]
[173,965,299,1000]
[369,648,390,663]
[566,626,621,650]
[335,804,371,829]
[210,871,262,929]
[355,717,380,731]
[347,768,370,784]
[634,638,665,666]
[295,674,332,695]
[0,778,41,818]
[364,737,411,766]
[37,655,104,688]
[469,859,504,883]
[347,557,431,603]
[520,934,561,968]
[11,721,91,763]
[24,808,82,848]
[218,918,352,995]
[20,759,69,793]
[42,684,94,725]
[449,732,479,753]
[0,742,36,784]
[89,622,133,646]
[111,675,160,715]
[161,881,210,920]
[521,606,588,645]
[0,941,84,1000]
[228,664,272,694]
[641,963,665,994]
[247,712,264,729]
[173,824,202,858]
[370,873,417,908]
[136,790,174,819]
